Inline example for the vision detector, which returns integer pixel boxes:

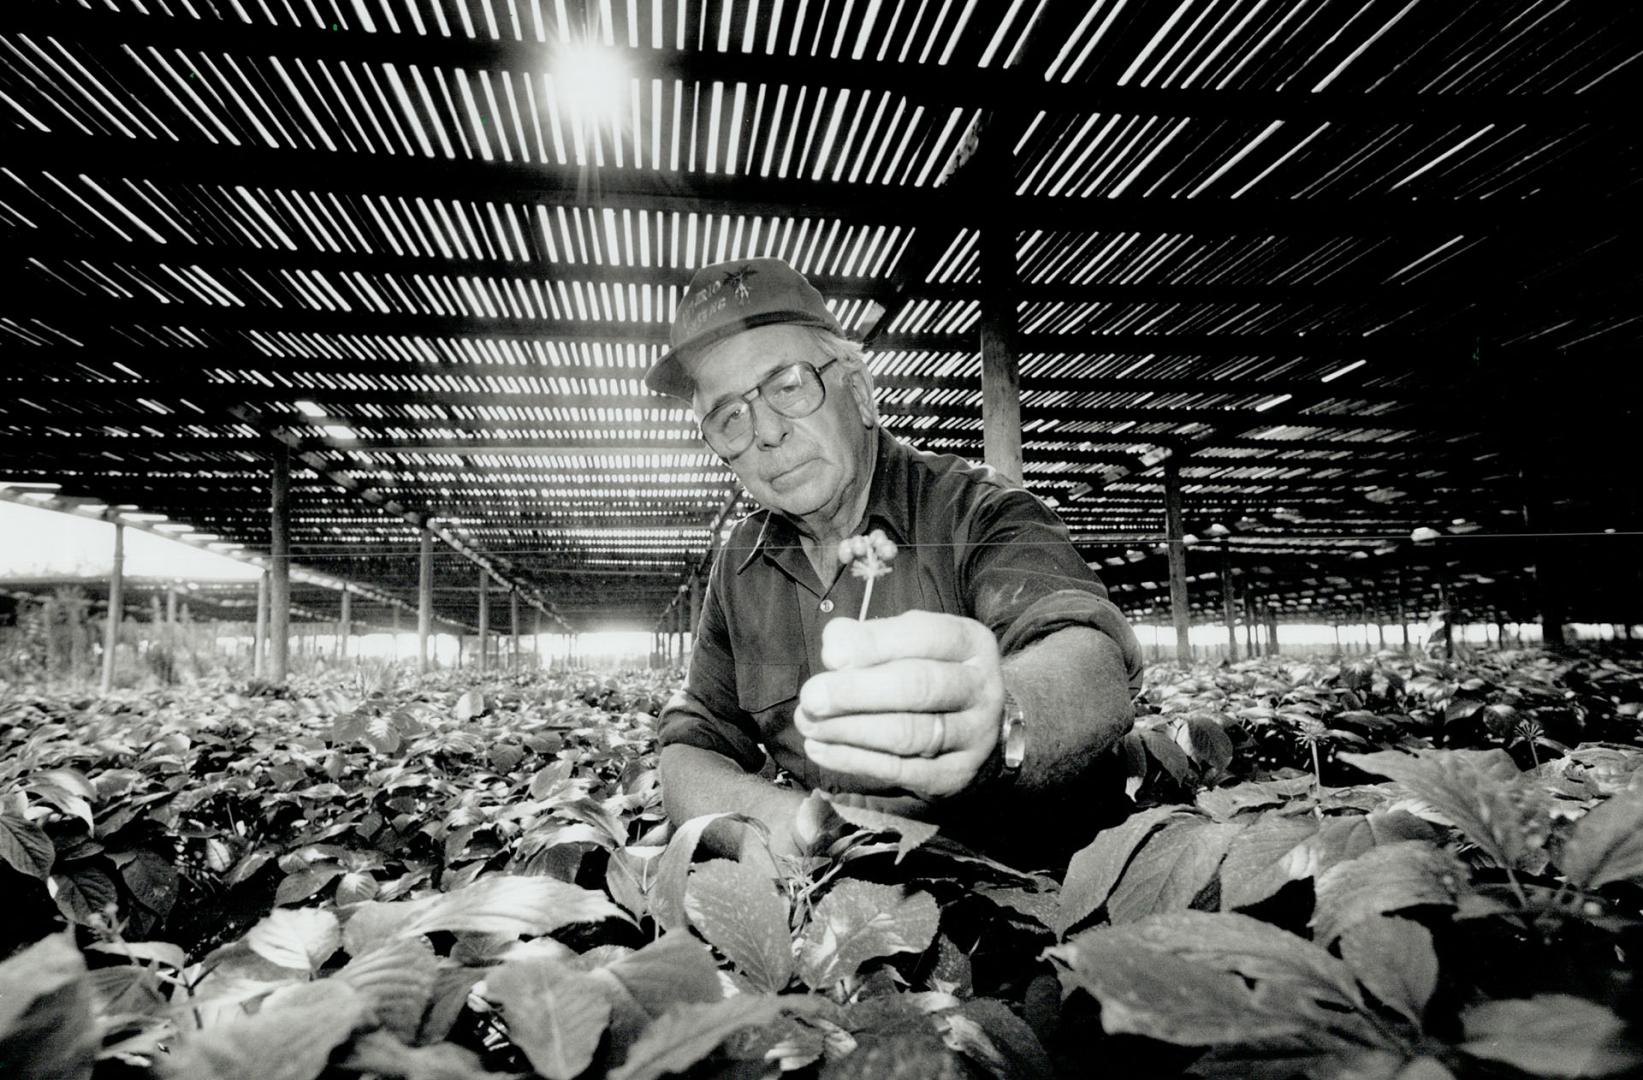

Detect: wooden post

[100,522,125,694]
[1437,582,1454,659]
[533,608,543,668]
[1162,456,1192,665]
[43,596,60,681]
[1266,607,1279,656]
[477,568,490,673]
[270,443,291,683]
[1397,604,1410,653]
[510,588,520,671]
[253,571,268,678]
[391,604,401,661]
[1220,542,1238,662]
[979,220,1023,487]
[339,586,352,662]
[417,532,433,673]
[1524,488,1565,650]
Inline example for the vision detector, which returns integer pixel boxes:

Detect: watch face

[1001,694,1026,771]
[1003,718,1027,770]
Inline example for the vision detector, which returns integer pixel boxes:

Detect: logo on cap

[724,264,757,302]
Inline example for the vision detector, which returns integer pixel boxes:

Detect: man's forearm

[658,743,808,858]
[1002,625,1135,792]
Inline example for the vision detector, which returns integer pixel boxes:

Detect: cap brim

[644,310,846,401]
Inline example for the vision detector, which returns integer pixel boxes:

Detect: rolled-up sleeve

[957,486,1145,692]
[656,566,767,772]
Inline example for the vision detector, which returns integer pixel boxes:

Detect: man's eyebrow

[702,359,799,414]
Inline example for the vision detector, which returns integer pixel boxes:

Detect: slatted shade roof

[2,0,1639,633]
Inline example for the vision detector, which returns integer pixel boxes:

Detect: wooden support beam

[7,132,1616,237]
[418,531,433,673]
[477,568,490,674]
[9,6,1630,126]
[1221,543,1239,663]
[1522,479,1566,650]
[510,588,521,671]
[1163,456,1193,665]
[100,522,124,694]
[270,443,291,683]
[253,569,268,679]
[339,586,352,662]
[980,196,1023,487]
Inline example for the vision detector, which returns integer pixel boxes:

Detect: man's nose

[751,398,791,448]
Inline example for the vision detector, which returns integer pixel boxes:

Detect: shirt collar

[736,427,911,575]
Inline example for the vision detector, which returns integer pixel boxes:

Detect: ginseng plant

[838,528,897,619]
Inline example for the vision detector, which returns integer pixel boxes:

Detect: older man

[648,257,1143,869]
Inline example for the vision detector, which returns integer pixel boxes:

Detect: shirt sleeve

[957,484,1145,692]
[655,558,767,772]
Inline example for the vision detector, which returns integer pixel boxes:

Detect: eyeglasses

[699,358,841,458]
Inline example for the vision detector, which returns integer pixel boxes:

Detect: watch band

[999,688,1027,777]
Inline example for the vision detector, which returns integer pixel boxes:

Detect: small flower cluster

[838,528,898,620]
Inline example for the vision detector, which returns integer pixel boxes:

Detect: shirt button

[819,599,834,613]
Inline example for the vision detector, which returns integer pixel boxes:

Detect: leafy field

[3,649,1642,1080]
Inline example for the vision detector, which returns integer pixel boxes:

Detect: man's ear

[845,368,878,427]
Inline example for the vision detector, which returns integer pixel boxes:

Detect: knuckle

[896,714,924,755]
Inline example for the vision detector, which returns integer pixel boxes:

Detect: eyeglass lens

[704,362,826,454]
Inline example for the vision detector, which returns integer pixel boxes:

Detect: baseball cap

[645,257,845,401]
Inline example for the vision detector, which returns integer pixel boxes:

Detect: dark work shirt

[658,427,1145,798]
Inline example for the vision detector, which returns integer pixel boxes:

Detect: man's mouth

[766,460,811,485]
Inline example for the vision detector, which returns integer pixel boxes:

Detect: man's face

[689,325,875,523]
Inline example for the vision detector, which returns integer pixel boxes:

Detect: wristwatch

[998,688,1027,778]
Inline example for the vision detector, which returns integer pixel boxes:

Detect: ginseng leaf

[1218,816,1319,911]
[1052,806,1178,937]
[798,880,939,990]
[334,937,437,1042]
[1462,995,1643,1077]
[829,800,940,862]
[1101,910,1364,1013]
[1338,917,1438,1031]
[489,957,613,1080]
[607,995,786,1080]
[345,873,624,950]
[1558,792,1643,890]
[1312,841,1467,944]
[1339,749,1543,870]
[0,813,55,880]
[246,907,340,972]
[588,932,725,1059]
[684,859,793,992]
[338,1032,490,1080]
[1105,821,1242,925]
[0,934,97,1080]
[162,979,366,1080]
[1047,931,1308,1046]
[48,866,118,925]
[650,812,757,932]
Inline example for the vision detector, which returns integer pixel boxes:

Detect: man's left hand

[795,611,1004,800]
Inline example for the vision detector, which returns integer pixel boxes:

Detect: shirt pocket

[734,661,802,740]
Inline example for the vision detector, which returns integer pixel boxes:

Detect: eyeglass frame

[696,356,844,459]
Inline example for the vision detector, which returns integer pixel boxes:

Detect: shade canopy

[1,0,1638,631]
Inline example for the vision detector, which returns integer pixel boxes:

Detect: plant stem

[858,577,875,622]
[1310,741,1325,819]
